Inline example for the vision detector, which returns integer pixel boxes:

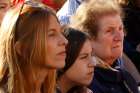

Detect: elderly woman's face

[92,14,124,64]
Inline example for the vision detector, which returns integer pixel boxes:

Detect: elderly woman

[71,0,139,93]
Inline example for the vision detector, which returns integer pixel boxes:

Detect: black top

[89,67,139,93]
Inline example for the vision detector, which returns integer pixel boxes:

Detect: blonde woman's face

[46,15,68,69]
[93,14,124,65]
[0,0,10,24]
[64,40,94,86]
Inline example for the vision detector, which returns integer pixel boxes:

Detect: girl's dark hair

[58,27,90,77]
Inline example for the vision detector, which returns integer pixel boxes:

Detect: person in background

[123,0,140,73]
[11,0,66,11]
[57,28,94,93]
[71,0,139,93]
[57,0,88,25]
[122,53,140,85]
[116,0,140,85]
[0,1,67,93]
[42,0,66,11]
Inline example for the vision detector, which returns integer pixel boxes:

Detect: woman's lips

[57,51,66,58]
[113,45,121,48]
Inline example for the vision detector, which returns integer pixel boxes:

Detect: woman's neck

[23,65,48,93]
[95,56,118,71]
[100,57,116,66]
[105,59,115,66]
[58,75,75,93]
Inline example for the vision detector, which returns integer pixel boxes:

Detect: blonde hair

[71,0,123,39]
[0,1,57,93]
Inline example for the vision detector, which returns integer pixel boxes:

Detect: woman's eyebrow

[48,28,56,31]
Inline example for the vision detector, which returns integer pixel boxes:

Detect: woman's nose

[59,33,68,46]
[88,57,96,67]
[114,30,124,41]
[91,56,97,66]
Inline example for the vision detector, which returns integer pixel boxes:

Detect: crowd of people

[0,0,139,93]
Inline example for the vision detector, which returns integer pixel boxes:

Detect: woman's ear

[15,41,22,56]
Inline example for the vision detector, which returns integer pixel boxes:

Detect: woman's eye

[0,6,5,9]
[106,29,112,33]
[106,29,116,35]
[0,4,7,10]
[48,31,55,37]
[119,26,123,31]
[80,55,88,59]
